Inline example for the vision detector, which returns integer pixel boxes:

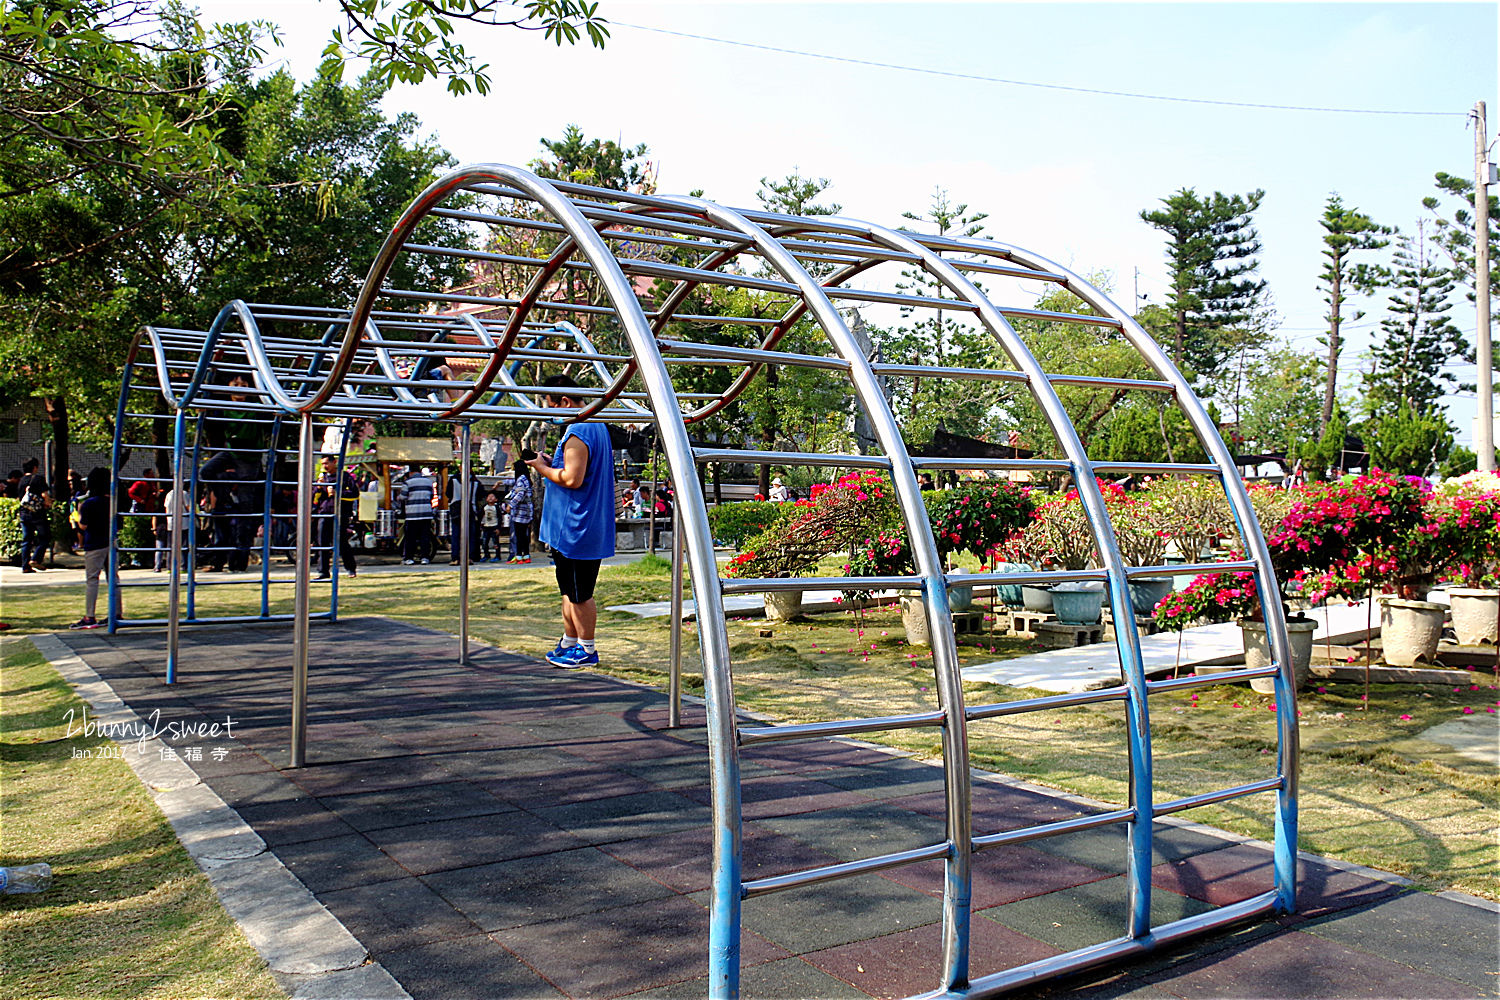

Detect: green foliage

[707,500,782,548]
[923,481,1034,561]
[1361,223,1467,421]
[0,497,21,560]
[1316,193,1393,430]
[1363,404,1454,478]
[320,0,609,96]
[533,124,651,191]
[1301,407,1350,481]
[1139,187,1268,379]
[1236,344,1325,464]
[1423,170,1500,302]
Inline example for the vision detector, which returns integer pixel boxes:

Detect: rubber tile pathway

[53,618,1495,999]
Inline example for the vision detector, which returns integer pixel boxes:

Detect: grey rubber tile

[813,761,949,800]
[479,764,659,806]
[710,873,943,954]
[600,821,842,894]
[562,733,709,765]
[1025,822,1227,873]
[367,812,586,876]
[422,845,678,931]
[1298,891,1500,993]
[520,713,654,741]
[319,780,516,832]
[1140,925,1479,998]
[317,877,480,954]
[376,933,565,1000]
[209,768,315,808]
[622,957,872,1000]
[529,789,713,845]
[288,755,458,796]
[980,876,1214,953]
[271,833,414,892]
[493,895,789,998]
[425,745,587,781]
[804,911,1060,998]
[234,797,359,846]
[753,801,947,863]
[881,845,1115,909]
[678,774,873,820]
[1151,844,1406,917]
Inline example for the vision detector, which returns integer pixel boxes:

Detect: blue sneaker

[545,642,576,666]
[551,644,598,668]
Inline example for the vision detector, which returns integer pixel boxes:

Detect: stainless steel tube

[669,500,683,729]
[290,412,314,768]
[459,422,471,666]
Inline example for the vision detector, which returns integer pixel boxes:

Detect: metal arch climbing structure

[110,162,1299,999]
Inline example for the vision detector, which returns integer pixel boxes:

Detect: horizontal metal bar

[656,338,852,372]
[971,808,1135,852]
[1154,777,1283,818]
[741,841,952,898]
[739,710,947,746]
[1090,462,1221,476]
[965,688,1128,722]
[937,891,1278,1000]
[110,612,335,628]
[693,448,891,469]
[909,457,1072,472]
[1128,560,1255,580]
[719,574,922,595]
[946,569,1107,589]
[1146,665,1279,693]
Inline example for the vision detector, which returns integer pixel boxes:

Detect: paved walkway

[38,619,1497,999]
[962,598,1389,694]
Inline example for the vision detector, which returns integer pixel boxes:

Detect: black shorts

[553,553,602,603]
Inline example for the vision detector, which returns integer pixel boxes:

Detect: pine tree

[1361,222,1467,421]
[1316,194,1393,433]
[1139,188,1268,378]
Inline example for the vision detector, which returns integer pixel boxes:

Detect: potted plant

[924,480,1034,609]
[1006,488,1097,611]
[1429,472,1500,645]
[1101,479,1173,615]
[1271,470,1439,667]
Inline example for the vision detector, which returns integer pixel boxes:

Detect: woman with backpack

[17,458,50,572]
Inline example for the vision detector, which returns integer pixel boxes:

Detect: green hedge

[0,498,20,561]
[707,500,784,548]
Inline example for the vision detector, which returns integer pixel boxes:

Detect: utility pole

[1476,102,1495,472]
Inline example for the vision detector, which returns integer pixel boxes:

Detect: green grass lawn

[5,558,1497,904]
[0,640,282,1000]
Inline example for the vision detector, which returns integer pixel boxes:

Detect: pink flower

[1462,707,1475,714]
[1399,714,1412,720]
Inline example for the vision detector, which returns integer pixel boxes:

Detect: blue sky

[207,1,1497,444]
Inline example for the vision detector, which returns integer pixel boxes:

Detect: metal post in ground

[290,412,314,768]
[459,422,472,665]
[166,410,186,684]
[669,498,683,728]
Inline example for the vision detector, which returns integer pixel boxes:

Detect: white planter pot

[1378,597,1445,666]
[949,585,974,611]
[763,589,804,621]
[1021,586,1054,612]
[1240,617,1318,694]
[900,596,931,646]
[1447,588,1500,646]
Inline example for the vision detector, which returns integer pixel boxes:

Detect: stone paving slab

[38,619,1497,1000]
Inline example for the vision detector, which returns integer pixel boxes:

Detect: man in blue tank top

[529,375,616,668]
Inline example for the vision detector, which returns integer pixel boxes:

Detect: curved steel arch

[112,162,1300,1000]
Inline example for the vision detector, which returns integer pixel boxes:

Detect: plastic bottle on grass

[0,863,53,894]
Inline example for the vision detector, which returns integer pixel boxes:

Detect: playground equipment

[110,163,1299,999]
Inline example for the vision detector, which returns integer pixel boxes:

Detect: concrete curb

[27,634,410,1000]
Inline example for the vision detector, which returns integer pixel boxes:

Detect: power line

[613,21,1466,118]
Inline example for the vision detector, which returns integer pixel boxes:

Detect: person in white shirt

[768,477,789,503]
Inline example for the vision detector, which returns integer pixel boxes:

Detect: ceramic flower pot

[1240,616,1317,694]
[991,562,1032,607]
[1129,577,1175,617]
[1447,588,1500,646]
[900,595,931,646]
[1378,596,1445,666]
[949,585,975,611]
[763,589,804,622]
[1050,582,1104,625]
[1021,585,1054,612]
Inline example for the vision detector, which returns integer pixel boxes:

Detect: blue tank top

[539,423,616,560]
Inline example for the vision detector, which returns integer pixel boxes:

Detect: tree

[1316,194,1393,433]
[1364,403,1454,478]
[1235,343,1325,467]
[756,171,841,219]
[1424,170,1500,303]
[1139,187,1268,378]
[1361,222,1467,421]
[886,187,995,444]
[533,124,652,192]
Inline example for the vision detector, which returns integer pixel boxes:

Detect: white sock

[560,635,579,649]
[580,639,596,654]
